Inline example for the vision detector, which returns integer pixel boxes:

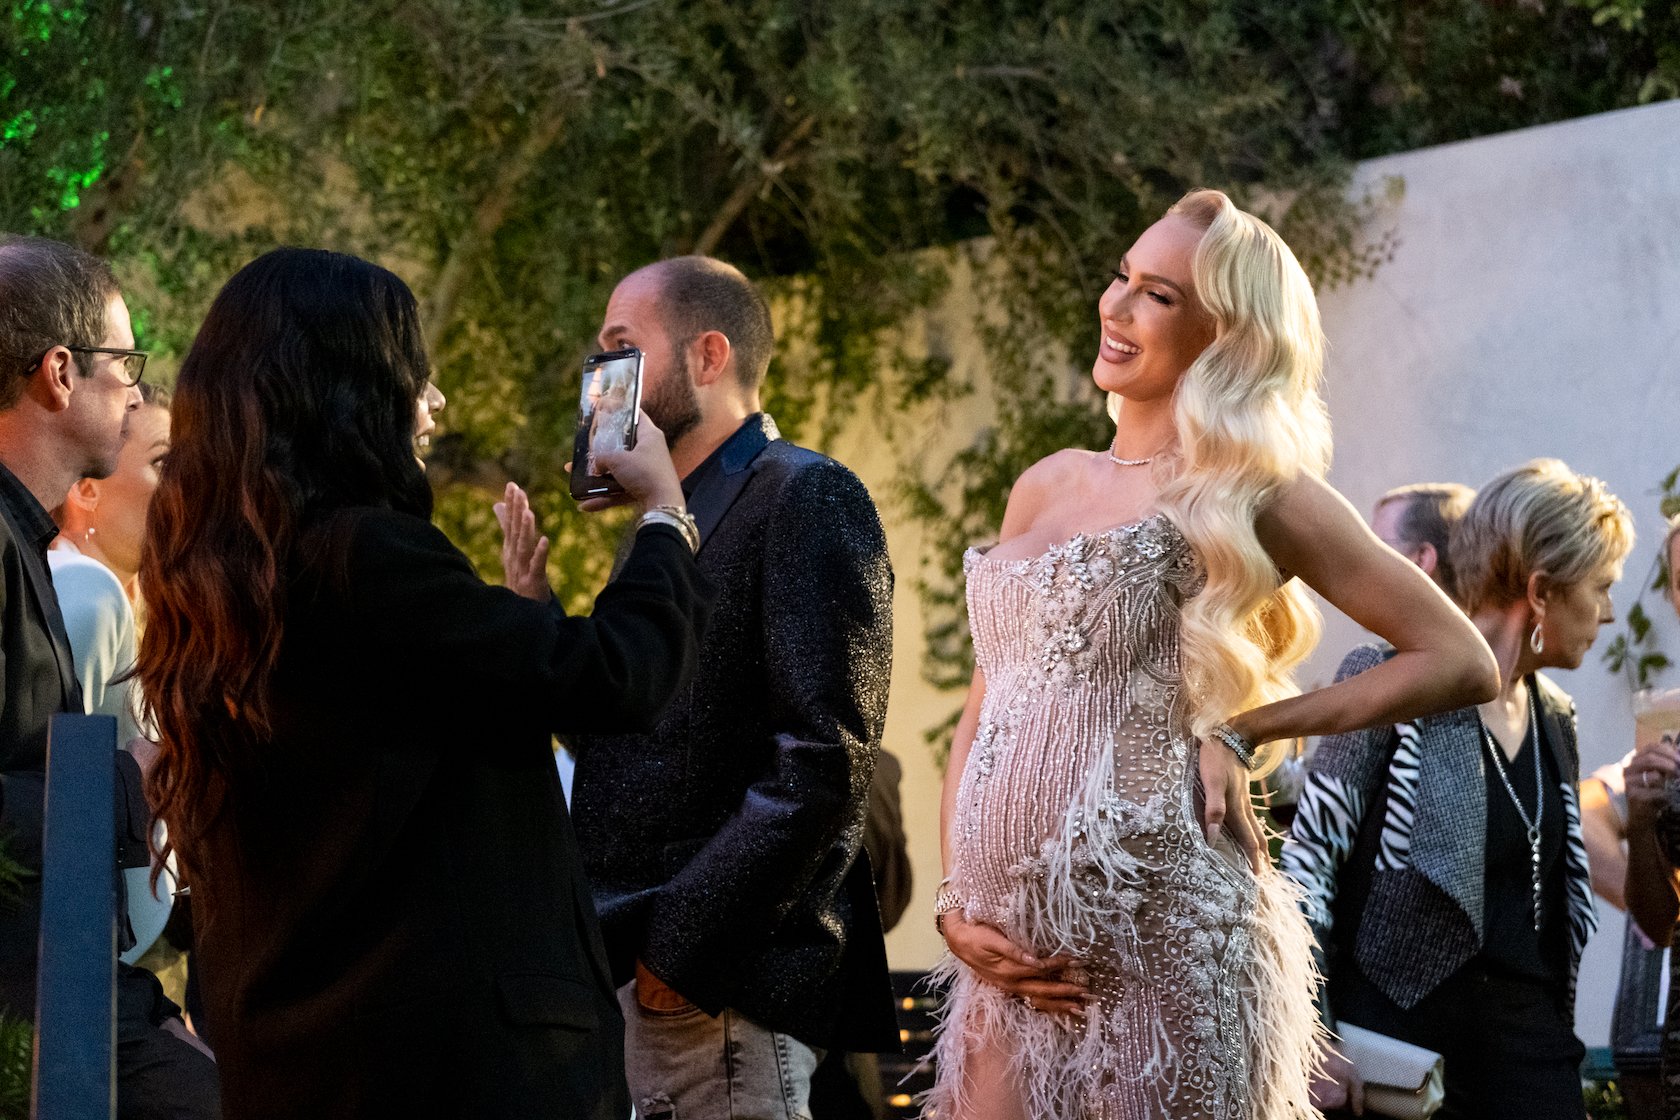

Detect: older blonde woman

[1284,459,1634,1119]
[928,190,1497,1120]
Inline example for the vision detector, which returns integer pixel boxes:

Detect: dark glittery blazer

[570,413,900,1053]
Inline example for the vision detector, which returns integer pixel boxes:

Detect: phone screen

[570,347,644,500]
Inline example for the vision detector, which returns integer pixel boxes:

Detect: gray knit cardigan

[1279,644,1598,1014]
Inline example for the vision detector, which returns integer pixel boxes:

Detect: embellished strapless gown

[928,515,1324,1120]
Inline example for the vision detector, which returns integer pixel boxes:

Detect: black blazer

[571,416,899,1053]
[0,465,83,1019]
[192,508,711,1120]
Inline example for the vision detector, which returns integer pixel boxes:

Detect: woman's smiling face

[1093,214,1217,404]
[414,380,445,467]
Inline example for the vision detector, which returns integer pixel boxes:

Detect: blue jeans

[617,981,824,1120]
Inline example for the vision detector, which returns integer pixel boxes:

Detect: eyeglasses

[64,346,148,387]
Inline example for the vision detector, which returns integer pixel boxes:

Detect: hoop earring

[1529,622,1544,656]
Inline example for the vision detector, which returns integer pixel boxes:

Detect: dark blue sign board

[32,713,117,1120]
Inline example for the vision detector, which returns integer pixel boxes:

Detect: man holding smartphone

[569,255,898,1120]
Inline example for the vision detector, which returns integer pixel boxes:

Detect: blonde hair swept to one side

[1451,458,1634,615]
[1154,189,1332,776]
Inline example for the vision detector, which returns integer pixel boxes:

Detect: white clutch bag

[1334,1021,1445,1119]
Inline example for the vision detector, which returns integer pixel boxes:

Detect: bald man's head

[634,256,774,391]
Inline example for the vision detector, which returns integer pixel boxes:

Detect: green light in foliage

[128,307,153,351]
[9,0,88,43]
[1,109,37,144]
[44,129,106,210]
[145,66,182,111]
[47,162,103,210]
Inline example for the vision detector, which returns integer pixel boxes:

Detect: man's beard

[643,350,702,451]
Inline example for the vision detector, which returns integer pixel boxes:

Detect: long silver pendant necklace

[1479,685,1545,932]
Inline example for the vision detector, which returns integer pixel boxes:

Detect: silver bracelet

[933,883,966,936]
[638,505,700,554]
[1210,721,1261,771]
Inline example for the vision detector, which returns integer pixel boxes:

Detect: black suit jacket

[192,508,711,1120]
[0,461,84,1019]
[571,415,899,1053]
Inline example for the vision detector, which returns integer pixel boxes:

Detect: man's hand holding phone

[577,409,685,514]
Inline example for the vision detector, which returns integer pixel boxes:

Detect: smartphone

[569,346,644,500]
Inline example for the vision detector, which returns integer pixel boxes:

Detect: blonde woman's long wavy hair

[1152,189,1332,775]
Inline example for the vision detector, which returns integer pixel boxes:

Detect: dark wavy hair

[137,248,433,883]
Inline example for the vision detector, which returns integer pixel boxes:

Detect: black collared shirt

[681,412,776,499]
[0,459,60,563]
[0,457,79,715]
[682,413,779,548]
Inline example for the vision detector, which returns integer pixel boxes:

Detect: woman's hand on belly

[941,912,1088,1018]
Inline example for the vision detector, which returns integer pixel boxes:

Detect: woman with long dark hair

[136,248,711,1120]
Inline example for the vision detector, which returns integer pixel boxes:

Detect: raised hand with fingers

[1626,733,1680,833]
[494,482,551,602]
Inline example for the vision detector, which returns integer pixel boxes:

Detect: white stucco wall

[830,98,1680,1049]
[1307,99,1680,1048]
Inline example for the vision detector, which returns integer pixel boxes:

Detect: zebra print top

[1279,644,1598,1016]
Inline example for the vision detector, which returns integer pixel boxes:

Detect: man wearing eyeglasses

[0,235,219,1119]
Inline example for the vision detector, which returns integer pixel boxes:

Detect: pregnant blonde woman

[928,189,1498,1120]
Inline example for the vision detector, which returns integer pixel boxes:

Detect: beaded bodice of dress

[946,511,1269,1119]
[952,513,1236,924]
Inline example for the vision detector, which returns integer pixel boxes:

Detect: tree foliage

[0,1011,26,1120]
[1,0,1674,696]
[1,3,1675,1109]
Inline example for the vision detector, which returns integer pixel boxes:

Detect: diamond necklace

[1106,440,1158,466]
[1478,685,1545,932]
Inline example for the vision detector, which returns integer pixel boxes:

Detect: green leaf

[0,1010,30,1119]
[1604,634,1630,673]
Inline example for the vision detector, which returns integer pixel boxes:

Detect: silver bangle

[1210,721,1261,771]
[638,505,700,554]
[933,883,966,936]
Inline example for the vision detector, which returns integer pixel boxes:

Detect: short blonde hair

[1452,459,1634,613]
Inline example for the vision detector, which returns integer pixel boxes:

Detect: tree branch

[690,113,817,257]
[423,99,572,351]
